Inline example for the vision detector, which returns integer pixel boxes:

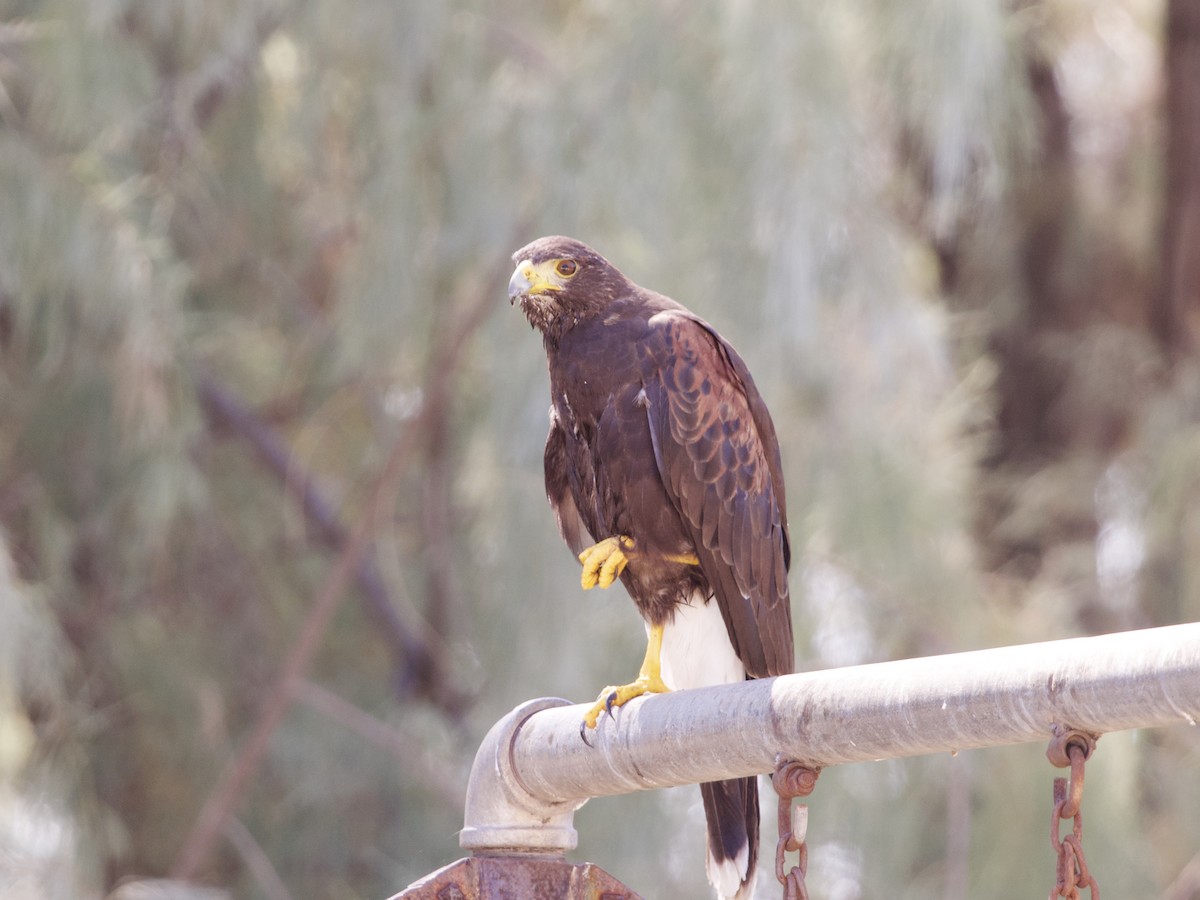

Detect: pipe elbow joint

[460,697,585,856]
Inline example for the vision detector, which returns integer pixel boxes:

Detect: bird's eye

[555,259,578,278]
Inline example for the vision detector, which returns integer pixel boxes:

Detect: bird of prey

[508,235,793,900]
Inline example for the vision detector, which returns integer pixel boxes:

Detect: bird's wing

[640,311,793,678]
[544,409,591,557]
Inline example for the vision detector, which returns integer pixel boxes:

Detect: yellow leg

[662,550,700,565]
[581,622,670,739]
[578,536,699,590]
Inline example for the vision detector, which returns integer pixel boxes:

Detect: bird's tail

[701,776,759,900]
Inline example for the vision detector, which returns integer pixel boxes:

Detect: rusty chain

[1046,728,1100,900]
[772,757,820,900]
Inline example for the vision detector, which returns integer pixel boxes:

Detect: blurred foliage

[0,0,1198,898]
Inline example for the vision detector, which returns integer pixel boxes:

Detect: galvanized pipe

[460,623,1200,851]
[460,697,584,854]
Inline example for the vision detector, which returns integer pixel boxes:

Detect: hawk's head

[508,236,630,335]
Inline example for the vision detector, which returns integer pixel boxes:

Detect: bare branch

[170,248,513,880]
[196,374,438,699]
[295,680,465,809]
[1162,847,1200,900]
[170,401,428,881]
[221,817,294,900]
[1157,0,1200,357]
[410,236,530,701]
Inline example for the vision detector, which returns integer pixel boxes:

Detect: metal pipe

[460,697,585,854]
[460,623,1200,852]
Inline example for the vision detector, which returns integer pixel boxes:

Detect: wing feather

[701,486,722,550]
[640,312,793,678]
[544,410,590,557]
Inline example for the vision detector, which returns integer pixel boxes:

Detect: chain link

[1046,729,1100,900]
[772,758,820,900]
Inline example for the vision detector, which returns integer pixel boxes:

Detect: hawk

[508,236,793,900]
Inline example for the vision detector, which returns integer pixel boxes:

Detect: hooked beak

[507,259,565,304]
[508,263,534,304]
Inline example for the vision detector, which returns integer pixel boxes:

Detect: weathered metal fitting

[391,855,642,899]
[773,757,821,798]
[460,697,586,855]
[1045,725,1099,768]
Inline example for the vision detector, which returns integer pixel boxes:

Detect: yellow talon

[578,538,699,590]
[581,623,670,736]
[582,673,671,730]
[578,536,634,589]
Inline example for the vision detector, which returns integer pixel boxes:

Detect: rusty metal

[390,855,641,900]
[1045,726,1098,769]
[1045,727,1096,817]
[773,759,820,900]
[1047,738,1100,899]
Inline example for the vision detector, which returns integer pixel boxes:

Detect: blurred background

[1,0,1199,897]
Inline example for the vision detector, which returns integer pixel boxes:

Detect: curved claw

[578,624,671,749]
[605,691,619,717]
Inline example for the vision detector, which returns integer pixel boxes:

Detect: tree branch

[171,250,510,881]
[222,817,294,900]
[171,400,428,881]
[196,374,441,700]
[294,680,464,809]
[1157,0,1200,357]
[411,252,515,705]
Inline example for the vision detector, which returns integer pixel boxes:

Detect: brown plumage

[508,236,793,900]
